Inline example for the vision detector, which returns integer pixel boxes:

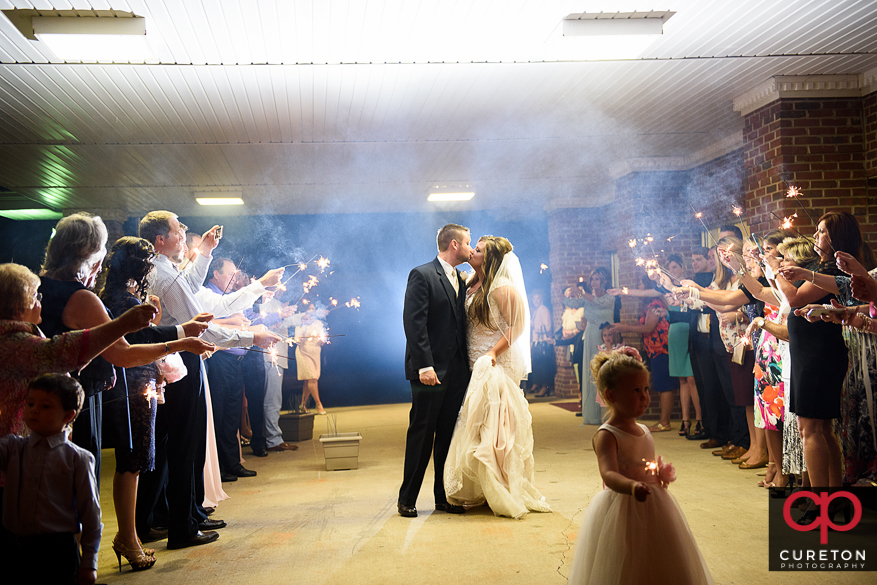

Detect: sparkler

[643,458,659,477]
[622,287,629,295]
[628,239,637,248]
[784,183,817,225]
[732,205,752,241]
[688,203,718,247]
[540,263,549,274]
[345,297,361,309]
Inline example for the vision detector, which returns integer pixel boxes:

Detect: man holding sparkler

[139,211,281,550]
[398,224,472,518]
[202,257,286,469]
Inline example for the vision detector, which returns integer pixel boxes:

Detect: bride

[444,235,552,518]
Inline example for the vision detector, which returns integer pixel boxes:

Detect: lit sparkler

[345,297,361,310]
[316,256,331,271]
[688,203,718,247]
[732,205,751,240]
[628,239,637,248]
[622,287,629,295]
[635,258,645,266]
[540,263,548,274]
[784,182,817,224]
[643,458,659,477]
[782,213,797,230]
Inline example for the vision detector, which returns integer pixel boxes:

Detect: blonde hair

[589,351,649,413]
[777,236,819,267]
[0,263,41,320]
[714,236,743,289]
[41,213,108,281]
[467,236,513,330]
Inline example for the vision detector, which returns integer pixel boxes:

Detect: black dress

[787,272,848,420]
[38,277,120,486]
[101,289,178,474]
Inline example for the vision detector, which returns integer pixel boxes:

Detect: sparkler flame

[733,205,743,217]
[539,263,548,274]
[786,186,802,198]
[695,212,703,219]
[345,297,361,310]
[144,381,158,402]
[643,459,659,476]
[302,275,319,294]
[316,256,331,271]
[628,239,637,248]
[635,258,645,266]
[781,213,798,230]
[622,287,629,295]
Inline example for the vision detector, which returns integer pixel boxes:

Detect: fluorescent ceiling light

[560,12,673,60]
[196,197,245,206]
[428,192,475,202]
[0,209,63,221]
[428,184,475,202]
[33,16,152,63]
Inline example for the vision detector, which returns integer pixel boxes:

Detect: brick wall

[743,97,874,243]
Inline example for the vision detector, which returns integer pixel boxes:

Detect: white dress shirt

[150,253,256,348]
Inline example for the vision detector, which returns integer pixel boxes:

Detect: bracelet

[631,482,638,497]
[811,270,816,283]
[857,315,873,334]
[164,343,170,354]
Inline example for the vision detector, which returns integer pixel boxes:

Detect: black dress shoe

[397,502,417,518]
[435,502,465,514]
[220,472,238,483]
[139,527,169,543]
[203,507,215,516]
[232,464,257,478]
[251,446,268,457]
[166,530,219,550]
[198,518,227,530]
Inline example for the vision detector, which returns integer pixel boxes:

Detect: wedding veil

[487,251,532,381]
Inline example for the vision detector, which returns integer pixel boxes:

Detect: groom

[398,224,473,517]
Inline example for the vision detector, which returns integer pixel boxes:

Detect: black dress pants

[242,349,268,452]
[399,351,470,507]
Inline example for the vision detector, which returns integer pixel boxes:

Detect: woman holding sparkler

[296,303,328,415]
[568,350,713,584]
[783,219,877,487]
[563,267,616,425]
[99,237,215,571]
[774,212,859,490]
[444,236,551,518]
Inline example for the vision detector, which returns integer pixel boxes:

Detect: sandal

[678,421,691,437]
[647,423,672,432]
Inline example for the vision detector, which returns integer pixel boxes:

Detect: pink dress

[568,423,714,585]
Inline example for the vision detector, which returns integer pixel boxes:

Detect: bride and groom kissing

[398,224,551,519]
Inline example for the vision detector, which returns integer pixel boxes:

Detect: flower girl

[568,350,714,585]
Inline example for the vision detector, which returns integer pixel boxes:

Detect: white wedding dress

[444,273,551,518]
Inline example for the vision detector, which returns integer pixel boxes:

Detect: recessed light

[428,192,476,202]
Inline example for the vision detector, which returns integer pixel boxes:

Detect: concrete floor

[95,400,863,584]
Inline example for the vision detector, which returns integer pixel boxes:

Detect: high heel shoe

[686,420,708,441]
[678,420,691,437]
[112,537,156,572]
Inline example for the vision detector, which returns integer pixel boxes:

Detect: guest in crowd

[139,211,280,549]
[563,267,616,424]
[99,237,214,571]
[776,212,860,488]
[609,286,673,432]
[0,375,101,585]
[528,290,555,397]
[259,294,305,452]
[296,303,329,414]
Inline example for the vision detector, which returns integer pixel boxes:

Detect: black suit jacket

[403,257,468,382]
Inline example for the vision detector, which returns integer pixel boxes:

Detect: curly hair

[0,263,41,320]
[99,237,157,303]
[467,235,513,330]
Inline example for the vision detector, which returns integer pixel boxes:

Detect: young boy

[0,374,101,584]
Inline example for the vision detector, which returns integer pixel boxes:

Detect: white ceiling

[0,0,876,217]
